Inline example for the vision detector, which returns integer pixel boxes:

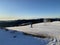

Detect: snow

[7,21,60,38]
[7,21,60,45]
[0,29,50,45]
[0,21,60,45]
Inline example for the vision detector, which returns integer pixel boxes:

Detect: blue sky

[0,0,60,20]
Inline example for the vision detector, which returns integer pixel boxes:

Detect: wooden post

[31,22,33,28]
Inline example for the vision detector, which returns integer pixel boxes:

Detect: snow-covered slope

[7,21,60,38]
[0,29,50,45]
[7,21,60,45]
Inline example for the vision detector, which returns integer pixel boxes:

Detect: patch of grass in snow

[5,29,9,31]
[23,32,51,38]
[13,35,17,38]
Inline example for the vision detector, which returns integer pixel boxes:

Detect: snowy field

[7,21,60,38]
[7,21,60,45]
[0,21,60,45]
[0,28,50,45]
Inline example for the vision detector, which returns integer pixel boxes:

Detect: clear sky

[0,0,60,20]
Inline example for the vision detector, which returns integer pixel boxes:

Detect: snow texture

[7,21,60,45]
[0,29,50,45]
